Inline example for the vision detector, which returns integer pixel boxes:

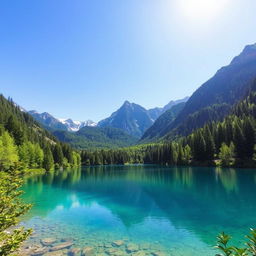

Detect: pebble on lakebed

[20,236,169,256]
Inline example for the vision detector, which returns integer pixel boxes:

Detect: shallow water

[21,165,256,255]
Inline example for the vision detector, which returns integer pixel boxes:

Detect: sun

[178,0,230,21]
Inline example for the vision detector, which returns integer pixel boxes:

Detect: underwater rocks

[112,240,125,247]
[41,238,57,246]
[126,243,139,253]
[21,235,169,256]
[50,241,74,251]
[81,246,95,256]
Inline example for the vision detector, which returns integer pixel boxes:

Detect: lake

[21,165,256,256]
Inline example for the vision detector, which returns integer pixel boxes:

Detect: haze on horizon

[0,0,256,122]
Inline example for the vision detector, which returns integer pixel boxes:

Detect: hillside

[82,78,256,167]
[53,126,138,150]
[141,102,186,141]
[156,43,256,140]
[0,95,80,171]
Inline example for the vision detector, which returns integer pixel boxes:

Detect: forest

[0,95,81,173]
[80,80,256,168]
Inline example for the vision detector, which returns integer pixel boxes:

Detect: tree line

[81,86,256,168]
[0,95,81,172]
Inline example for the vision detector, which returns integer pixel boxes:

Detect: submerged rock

[69,247,81,256]
[112,240,125,247]
[41,238,57,246]
[81,246,95,256]
[131,251,147,256]
[105,248,126,256]
[126,243,139,253]
[50,241,73,251]
[44,250,67,256]
[151,252,166,256]
[30,246,48,255]
[44,251,66,256]
[70,248,82,256]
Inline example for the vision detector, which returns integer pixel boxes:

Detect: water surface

[22,165,256,255]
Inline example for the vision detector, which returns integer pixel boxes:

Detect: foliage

[0,168,32,256]
[219,143,234,166]
[53,126,138,150]
[0,94,81,171]
[216,229,256,256]
[0,131,19,170]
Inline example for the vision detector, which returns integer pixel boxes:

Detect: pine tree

[243,118,255,158]
[53,144,64,167]
[233,122,246,159]
[43,146,54,171]
[204,126,215,161]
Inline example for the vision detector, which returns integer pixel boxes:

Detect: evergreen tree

[53,144,64,167]
[243,118,255,158]
[43,146,54,171]
[233,122,246,159]
[204,126,215,161]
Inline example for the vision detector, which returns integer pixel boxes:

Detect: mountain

[28,110,96,132]
[53,126,137,150]
[141,102,187,141]
[147,97,189,120]
[98,101,154,138]
[0,95,79,171]
[28,111,68,131]
[58,118,97,132]
[151,43,256,140]
[98,98,189,138]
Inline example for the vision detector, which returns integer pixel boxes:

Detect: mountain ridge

[146,42,256,141]
[98,97,189,137]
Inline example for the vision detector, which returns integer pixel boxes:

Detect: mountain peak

[123,100,131,106]
[231,43,256,65]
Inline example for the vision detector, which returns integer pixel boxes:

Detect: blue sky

[1,0,256,121]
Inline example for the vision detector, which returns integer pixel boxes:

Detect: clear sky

[1,0,256,122]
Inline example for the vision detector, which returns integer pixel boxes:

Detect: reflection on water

[22,165,256,256]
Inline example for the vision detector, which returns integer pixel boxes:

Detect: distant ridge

[28,110,97,132]
[98,97,189,138]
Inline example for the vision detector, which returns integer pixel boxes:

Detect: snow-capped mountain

[58,118,97,132]
[28,110,97,132]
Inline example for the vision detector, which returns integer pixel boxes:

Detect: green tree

[53,144,64,168]
[233,123,246,159]
[184,145,192,164]
[43,146,54,171]
[219,143,234,166]
[204,126,215,161]
[0,169,32,255]
[34,144,44,168]
[243,118,255,158]
[0,131,19,171]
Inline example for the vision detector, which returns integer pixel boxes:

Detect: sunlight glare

[179,0,230,21]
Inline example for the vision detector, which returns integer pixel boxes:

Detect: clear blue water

[21,165,256,255]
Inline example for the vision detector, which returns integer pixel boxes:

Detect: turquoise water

[21,165,256,255]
